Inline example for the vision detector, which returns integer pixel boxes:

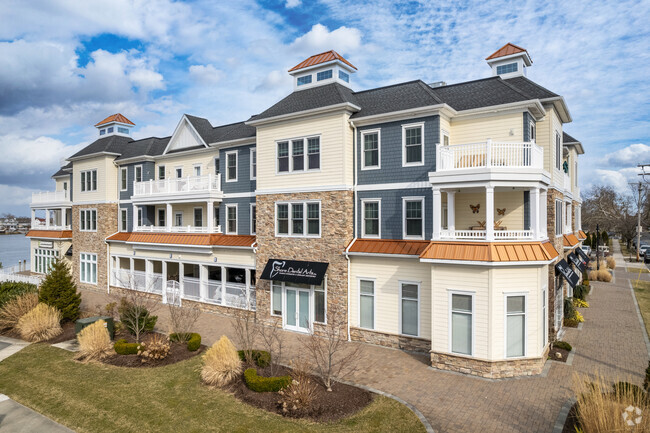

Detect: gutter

[105,231,120,294]
[246,102,361,127]
[346,119,359,342]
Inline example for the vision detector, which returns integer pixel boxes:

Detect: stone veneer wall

[430,346,549,379]
[254,191,354,335]
[72,203,118,293]
[350,327,430,352]
[547,188,565,341]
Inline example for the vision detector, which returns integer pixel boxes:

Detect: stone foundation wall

[72,203,118,293]
[350,327,430,352]
[254,190,354,335]
[430,347,548,379]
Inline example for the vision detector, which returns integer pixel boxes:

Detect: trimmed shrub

[564,298,576,320]
[0,281,38,309]
[238,350,271,368]
[243,368,291,392]
[0,292,38,330]
[114,338,141,355]
[553,341,572,351]
[38,258,81,322]
[201,335,242,387]
[138,333,170,362]
[76,320,112,361]
[17,303,62,342]
[169,332,201,351]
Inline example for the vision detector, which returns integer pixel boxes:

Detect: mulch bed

[43,322,76,344]
[100,331,205,368]
[548,346,570,363]
[228,363,373,422]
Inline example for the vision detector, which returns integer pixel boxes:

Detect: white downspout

[346,120,359,342]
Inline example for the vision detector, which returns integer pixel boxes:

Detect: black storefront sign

[261,259,329,286]
[576,247,590,264]
[555,259,580,289]
[568,252,586,272]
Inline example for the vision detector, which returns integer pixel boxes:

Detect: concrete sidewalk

[0,395,73,433]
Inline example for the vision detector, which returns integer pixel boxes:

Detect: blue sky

[0,0,649,216]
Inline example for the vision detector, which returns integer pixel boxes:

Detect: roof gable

[163,115,208,154]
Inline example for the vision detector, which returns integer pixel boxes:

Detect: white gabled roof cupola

[95,113,134,137]
[288,50,357,91]
[486,43,532,78]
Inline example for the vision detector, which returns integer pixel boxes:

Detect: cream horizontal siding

[537,107,563,187]
[156,151,218,180]
[73,156,118,202]
[350,256,431,339]
[256,112,353,191]
[55,178,69,192]
[431,264,489,358]
[108,243,255,267]
[453,191,525,231]
[449,112,524,145]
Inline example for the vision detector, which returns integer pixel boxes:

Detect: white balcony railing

[436,140,543,171]
[112,269,163,294]
[31,190,70,205]
[440,229,535,241]
[563,174,571,192]
[32,221,71,231]
[133,174,221,197]
[134,225,222,234]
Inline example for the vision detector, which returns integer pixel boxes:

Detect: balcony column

[486,186,494,241]
[31,209,35,227]
[145,259,152,291]
[60,207,65,227]
[221,266,227,305]
[200,264,208,301]
[432,187,441,240]
[530,188,540,239]
[447,191,455,233]
[45,209,50,229]
[132,205,138,230]
[129,257,135,288]
[207,201,214,233]
[161,261,168,304]
[166,203,172,230]
[540,189,548,238]
[245,267,251,309]
[179,262,185,299]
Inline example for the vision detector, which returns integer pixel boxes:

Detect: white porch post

[432,187,441,240]
[129,257,135,288]
[179,262,185,298]
[31,209,36,227]
[245,268,251,309]
[447,191,455,233]
[45,209,50,228]
[220,266,227,305]
[541,189,548,239]
[200,264,208,301]
[207,201,214,233]
[145,259,152,291]
[486,186,494,241]
[166,203,172,230]
[60,207,65,227]
[161,261,168,303]
[531,188,540,239]
[132,205,138,230]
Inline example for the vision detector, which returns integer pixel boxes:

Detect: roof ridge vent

[429,81,447,88]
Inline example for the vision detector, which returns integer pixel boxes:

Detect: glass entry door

[285,286,311,333]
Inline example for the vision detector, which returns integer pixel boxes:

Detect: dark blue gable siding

[119,161,155,201]
[357,188,433,240]
[220,144,256,194]
[220,197,256,235]
[523,112,535,142]
[357,115,440,185]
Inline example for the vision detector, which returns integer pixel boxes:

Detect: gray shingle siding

[523,190,530,230]
[220,197,256,235]
[119,162,155,201]
[357,116,439,185]
[220,144,256,194]
[357,188,432,240]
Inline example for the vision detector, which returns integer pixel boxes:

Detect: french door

[284,286,311,333]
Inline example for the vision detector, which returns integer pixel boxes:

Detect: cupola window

[496,63,518,75]
[297,75,312,86]
[338,70,349,82]
[317,70,332,81]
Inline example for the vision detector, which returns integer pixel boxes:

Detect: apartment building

[26,43,586,378]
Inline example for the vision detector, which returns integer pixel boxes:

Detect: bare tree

[112,271,160,343]
[301,313,362,392]
[166,288,201,341]
[257,317,284,375]
[231,290,257,364]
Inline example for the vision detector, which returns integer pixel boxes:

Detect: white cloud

[601,143,650,168]
[188,64,224,85]
[291,24,362,55]
[285,0,301,8]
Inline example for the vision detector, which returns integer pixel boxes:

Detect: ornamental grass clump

[606,256,616,270]
[16,303,62,342]
[278,359,317,417]
[75,320,112,362]
[201,335,242,387]
[0,292,38,331]
[588,269,612,283]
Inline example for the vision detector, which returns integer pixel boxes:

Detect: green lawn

[632,280,650,337]
[0,345,425,433]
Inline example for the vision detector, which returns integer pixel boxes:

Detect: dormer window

[317,70,332,81]
[99,129,106,135]
[338,70,349,83]
[297,75,312,86]
[496,63,518,75]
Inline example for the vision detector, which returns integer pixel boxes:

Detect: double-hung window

[271,281,283,316]
[226,151,237,182]
[555,200,562,236]
[80,169,97,192]
[250,204,256,235]
[193,165,201,177]
[307,137,320,169]
[250,149,256,179]
[136,207,143,227]
[80,253,97,284]
[403,198,424,239]
[362,200,380,238]
[362,130,380,169]
[359,279,375,329]
[158,165,165,180]
[157,208,165,227]
[120,168,127,191]
[79,209,97,231]
[135,165,142,183]
[194,207,203,227]
[402,123,424,166]
[276,202,320,237]
[175,167,183,178]
[292,139,304,171]
[277,142,289,172]
[555,132,562,170]
[120,209,127,231]
[451,293,473,355]
[214,158,220,175]
[226,204,237,234]
[401,282,419,336]
[506,295,526,357]
[277,137,320,173]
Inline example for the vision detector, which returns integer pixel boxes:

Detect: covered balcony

[111,256,256,310]
[31,190,71,207]
[432,186,548,242]
[436,140,543,171]
[30,208,71,231]
[132,202,223,234]
[132,174,222,203]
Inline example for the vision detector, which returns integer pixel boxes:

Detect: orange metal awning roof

[563,234,580,248]
[106,232,256,248]
[347,239,431,256]
[577,230,587,240]
[25,230,72,239]
[419,240,559,262]
[289,50,357,72]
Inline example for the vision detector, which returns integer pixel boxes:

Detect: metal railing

[112,269,163,294]
[436,140,543,171]
[31,190,70,204]
[133,174,221,197]
[134,225,222,234]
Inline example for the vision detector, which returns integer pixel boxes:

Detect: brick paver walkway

[81,240,650,432]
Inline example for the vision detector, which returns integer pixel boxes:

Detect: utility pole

[596,224,600,270]
[637,182,642,262]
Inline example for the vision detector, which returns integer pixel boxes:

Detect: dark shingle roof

[350,81,442,118]
[503,76,558,100]
[114,137,170,161]
[563,132,579,144]
[430,77,531,111]
[52,162,72,178]
[185,115,256,144]
[67,135,133,160]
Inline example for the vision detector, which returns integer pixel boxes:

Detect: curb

[552,397,576,433]
[628,279,650,358]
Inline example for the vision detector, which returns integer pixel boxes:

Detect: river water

[0,234,31,268]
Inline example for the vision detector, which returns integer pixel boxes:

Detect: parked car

[644,253,650,264]
[640,245,650,257]
[581,245,592,256]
